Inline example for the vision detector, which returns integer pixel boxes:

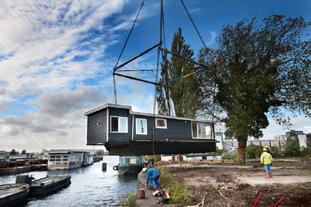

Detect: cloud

[206,31,217,46]
[0,0,160,151]
[1,84,106,134]
[29,85,106,117]
[0,0,131,108]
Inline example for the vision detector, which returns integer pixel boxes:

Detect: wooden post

[102,163,107,171]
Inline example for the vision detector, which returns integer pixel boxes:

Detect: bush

[159,167,191,205]
[270,146,283,157]
[144,155,161,163]
[284,141,301,157]
[120,193,136,207]
[246,145,262,159]
[301,147,311,156]
[222,150,237,160]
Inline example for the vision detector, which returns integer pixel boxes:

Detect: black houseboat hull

[105,140,216,156]
[30,176,71,197]
[113,164,144,175]
[85,104,217,156]
[0,184,29,207]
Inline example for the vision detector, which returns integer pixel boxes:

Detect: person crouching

[142,167,161,190]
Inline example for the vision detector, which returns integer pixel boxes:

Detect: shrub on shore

[159,167,191,205]
[120,193,136,207]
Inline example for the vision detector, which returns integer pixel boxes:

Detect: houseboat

[29,175,71,197]
[47,150,93,170]
[85,104,216,155]
[0,184,29,207]
[113,156,145,175]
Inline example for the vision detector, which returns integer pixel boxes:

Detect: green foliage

[246,145,262,159]
[9,149,17,155]
[159,167,191,205]
[270,146,283,157]
[284,141,301,157]
[95,149,106,155]
[199,15,310,163]
[301,147,311,156]
[156,28,202,118]
[120,193,136,207]
[307,135,311,148]
[222,150,237,160]
[144,155,161,163]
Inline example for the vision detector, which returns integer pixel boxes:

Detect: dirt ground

[162,158,311,207]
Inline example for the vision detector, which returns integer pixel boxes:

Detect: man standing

[143,167,161,190]
[260,147,273,178]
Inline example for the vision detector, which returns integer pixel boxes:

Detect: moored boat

[30,175,71,197]
[113,156,144,175]
[0,184,30,207]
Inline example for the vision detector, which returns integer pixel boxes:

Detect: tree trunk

[237,139,247,164]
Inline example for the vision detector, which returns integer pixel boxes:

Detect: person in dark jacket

[143,167,161,190]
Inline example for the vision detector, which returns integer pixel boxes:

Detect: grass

[120,193,136,207]
[159,166,191,205]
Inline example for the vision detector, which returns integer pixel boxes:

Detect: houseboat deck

[0,184,29,207]
[30,176,71,197]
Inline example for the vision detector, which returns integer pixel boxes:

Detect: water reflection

[0,156,137,207]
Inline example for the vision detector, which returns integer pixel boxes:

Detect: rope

[180,0,208,50]
[113,0,145,71]
[113,0,145,104]
[152,0,164,164]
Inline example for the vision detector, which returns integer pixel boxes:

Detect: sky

[0,0,310,152]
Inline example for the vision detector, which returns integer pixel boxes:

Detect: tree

[157,28,202,118]
[200,15,310,164]
[21,149,26,154]
[10,149,17,155]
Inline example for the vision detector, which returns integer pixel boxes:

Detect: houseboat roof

[85,103,214,123]
[48,149,95,154]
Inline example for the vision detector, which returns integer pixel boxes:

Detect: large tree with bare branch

[199,15,310,164]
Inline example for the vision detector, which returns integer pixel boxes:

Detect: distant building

[48,150,94,170]
[286,130,308,148]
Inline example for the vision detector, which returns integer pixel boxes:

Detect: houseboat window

[192,122,212,139]
[192,122,198,137]
[155,118,167,129]
[110,116,128,133]
[111,117,118,132]
[136,118,147,135]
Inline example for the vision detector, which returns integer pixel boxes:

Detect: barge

[0,184,29,207]
[85,104,216,155]
[30,175,71,197]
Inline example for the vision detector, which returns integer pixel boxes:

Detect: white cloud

[0,85,106,151]
[0,0,159,151]
[207,31,217,46]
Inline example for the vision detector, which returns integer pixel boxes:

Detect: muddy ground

[163,158,311,207]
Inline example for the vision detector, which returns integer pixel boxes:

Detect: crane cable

[152,0,165,163]
[113,0,145,104]
[180,0,208,50]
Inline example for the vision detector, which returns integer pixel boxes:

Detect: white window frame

[110,116,128,133]
[136,118,148,135]
[191,122,212,139]
[155,118,167,129]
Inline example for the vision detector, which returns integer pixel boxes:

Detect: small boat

[30,175,71,197]
[113,156,144,175]
[0,184,30,207]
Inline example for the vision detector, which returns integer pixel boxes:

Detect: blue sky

[0,0,310,151]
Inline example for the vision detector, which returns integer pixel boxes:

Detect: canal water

[0,156,137,207]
